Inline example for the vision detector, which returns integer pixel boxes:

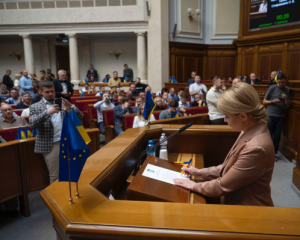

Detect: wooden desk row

[0,128,100,217]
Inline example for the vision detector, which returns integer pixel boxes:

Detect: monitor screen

[249,0,300,31]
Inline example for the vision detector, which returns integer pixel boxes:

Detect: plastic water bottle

[159,133,168,160]
[147,140,155,157]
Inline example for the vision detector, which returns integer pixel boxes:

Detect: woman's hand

[173,179,196,190]
[181,165,201,176]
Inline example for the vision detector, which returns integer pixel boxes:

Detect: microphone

[132,122,194,176]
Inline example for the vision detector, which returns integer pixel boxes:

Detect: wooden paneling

[244,55,254,75]
[258,53,282,80]
[288,52,300,80]
[208,58,222,78]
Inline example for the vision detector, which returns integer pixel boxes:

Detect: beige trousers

[43,141,60,184]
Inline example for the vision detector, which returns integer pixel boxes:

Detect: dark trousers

[267,116,284,154]
[211,118,227,125]
[99,122,105,135]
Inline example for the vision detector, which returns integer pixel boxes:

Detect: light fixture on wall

[108,50,123,60]
[9,51,22,61]
[187,8,200,21]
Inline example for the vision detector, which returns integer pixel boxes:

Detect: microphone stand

[131,121,194,176]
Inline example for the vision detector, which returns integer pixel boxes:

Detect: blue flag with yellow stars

[143,90,156,121]
[59,111,90,183]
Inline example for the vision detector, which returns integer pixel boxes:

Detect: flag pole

[67,149,73,204]
[76,182,80,198]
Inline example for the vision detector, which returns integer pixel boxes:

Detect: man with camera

[263,73,290,159]
[29,81,83,184]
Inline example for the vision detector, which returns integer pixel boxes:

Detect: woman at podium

[174,82,275,206]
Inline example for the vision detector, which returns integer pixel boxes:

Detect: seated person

[178,88,185,100]
[126,90,135,101]
[192,94,206,107]
[178,93,190,108]
[135,77,147,94]
[0,100,17,117]
[88,85,97,94]
[88,75,96,83]
[139,91,146,104]
[174,82,275,206]
[0,103,27,129]
[168,88,179,101]
[130,83,139,97]
[221,77,226,91]
[93,92,115,134]
[96,86,106,97]
[133,103,156,128]
[156,87,168,97]
[6,87,21,105]
[161,91,169,104]
[103,74,110,83]
[159,100,187,120]
[0,84,9,95]
[133,96,142,113]
[82,83,90,92]
[114,97,132,136]
[16,92,31,109]
[114,95,124,107]
[154,97,165,111]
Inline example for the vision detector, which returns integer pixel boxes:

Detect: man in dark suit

[86,64,98,80]
[3,69,14,91]
[123,64,133,82]
[268,71,278,85]
[53,70,74,102]
[114,97,132,136]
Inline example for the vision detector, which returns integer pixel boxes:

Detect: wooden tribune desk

[41,125,300,240]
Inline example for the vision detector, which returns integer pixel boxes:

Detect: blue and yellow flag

[172,77,177,83]
[8,99,14,104]
[70,109,91,145]
[274,71,279,83]
[143,90,156,121]
[25,125,32,138]
[16,126,26,140]
[83,78,88,84]
[32,128,38,137]
[171,110,180,118]
[124,77,128,83]
[79,89,85,97]
[169,76,172,83]
[59,111,90,183]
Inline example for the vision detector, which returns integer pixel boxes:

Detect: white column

[68,33,80,89]
[22,35,35,74]
[41,38,51,70]
[135,32,147,84]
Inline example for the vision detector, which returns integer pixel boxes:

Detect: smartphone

[54,98,62,109]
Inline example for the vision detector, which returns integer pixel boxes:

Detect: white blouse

[132,115,156,128]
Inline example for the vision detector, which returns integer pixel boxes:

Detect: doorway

[56,45,70,78]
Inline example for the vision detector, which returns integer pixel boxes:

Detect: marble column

[68,34,80,89]
[147,0,169,92]
[40,38,51,70]
[135,32,147,84]
[22,35,35,74]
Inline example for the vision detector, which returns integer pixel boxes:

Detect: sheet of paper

[142,163,189,185]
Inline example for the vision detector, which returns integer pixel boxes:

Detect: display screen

[249,0,300,30]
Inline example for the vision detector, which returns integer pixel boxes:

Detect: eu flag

[16,126,26,140]
[59,111,90,183]
[143,90,156,121]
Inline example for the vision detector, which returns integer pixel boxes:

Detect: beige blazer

[194,120,275,206]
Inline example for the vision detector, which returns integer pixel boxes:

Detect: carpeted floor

[0,149,299,240]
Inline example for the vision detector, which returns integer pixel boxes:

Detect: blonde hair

[137,103,145,121]
[217,82,267,120]
[15,74,22,80]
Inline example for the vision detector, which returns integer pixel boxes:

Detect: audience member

[89,85,97,94]
[3,69,14,91]
[130,83,138,97]
[0,84,9,95]
[126,90,135,101]
[178,88,185,100]
[263,73,290,158]
[189,75,207,101]
[14,73,22,87]
[186,71,197,89]
[31,81,42,104]
[135,77,147,94]
[0,100,17,117]
[31,70,50,82]
[248,73,258,85]
[168,88,180,101]
[96,86,106,97]
[114,95,124,107]
[87,64,98,80]
[53,70,74,102]
[6,87,21,104]
[268,71,278,85]
[156,87,168,96]
[221,78,226,91]
[178,93,190,108]
[206,77,226,125]
[29,81,83,184]
[0,103,27,129]
[192,94,206,107]
[161,92,169,104]
[242,74,248,83]
[228,77,233,83]
[154,97,165,111]
[103,74,110,83]
[145,86,152,94]
[93,92,115,134]
[114,97,132,136]
[16,92,31,109]
[123,64,134,82]
[133,104,156,128]
[133,96,142,113]
[159,100,187,120]
[82,83,90,92]
[46,69,55,81]
[232,78,241,85]
[88,75,96,83]
[108,71,122,92]
[20,70,34,96]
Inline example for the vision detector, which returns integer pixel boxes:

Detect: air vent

[82,0,94,7]
[44,1,55,8]
[18,2,30,9]
[109,0,120,6]
[69,0,81,7]
[31,2,43,9]
[122,0,136,6]
[6,2,18,9]
[95,0,107,6]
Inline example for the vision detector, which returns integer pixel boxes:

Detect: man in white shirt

[189,75,207,101]
[206,77,226,125]
[178,93,190,108]
[258,0,267,13]
[96,87,106,97]
[93,92,115,134]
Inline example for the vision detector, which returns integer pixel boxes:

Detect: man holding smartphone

[29,81,83,184]
[263,73,290,159]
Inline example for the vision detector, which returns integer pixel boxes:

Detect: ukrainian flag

[172,77,177,83]
[25,125,33,138]
[79,89,85,97]
[171,110,180,118]
[70,109,91,145]
[124,77,128,83]
[274,71,279,83]
[143,90,156,121]
[16,126,26,140]
[83,78,88,84]
[169,76,172,83]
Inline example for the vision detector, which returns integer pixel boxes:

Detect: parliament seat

[0,126,33,142]
[88,104,99,129]
[103,109,115,143]
[75,99,99,128]
[70,96,99,104]
[13,109,24,116]
[122,111,162,130]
